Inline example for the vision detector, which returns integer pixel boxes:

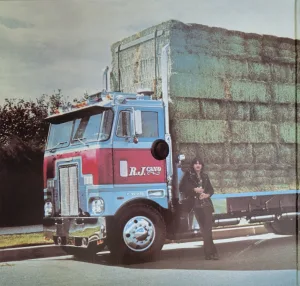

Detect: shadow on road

[69,235,298,271]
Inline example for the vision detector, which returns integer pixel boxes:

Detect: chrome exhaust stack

[102,66,109,91]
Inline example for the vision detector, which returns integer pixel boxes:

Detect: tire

[108,204,166,263]
[264,219,298,235]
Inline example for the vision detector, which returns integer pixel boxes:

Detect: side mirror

[134,110,143,135]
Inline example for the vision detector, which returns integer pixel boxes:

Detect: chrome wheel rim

[123,216,156,252]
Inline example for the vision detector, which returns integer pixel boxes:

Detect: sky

[0,0,298,105]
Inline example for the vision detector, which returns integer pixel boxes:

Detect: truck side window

[98,109,114,140]
[140,111,158,138]
[116,111,131,137]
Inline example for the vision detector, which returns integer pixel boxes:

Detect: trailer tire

[108,204,166,264]
[264,219,298,235]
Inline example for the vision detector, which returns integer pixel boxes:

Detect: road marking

[234,239,266,258]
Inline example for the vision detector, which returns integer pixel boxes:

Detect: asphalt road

[0,233,299,286]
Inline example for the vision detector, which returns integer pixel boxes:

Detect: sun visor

[45,104,110,124]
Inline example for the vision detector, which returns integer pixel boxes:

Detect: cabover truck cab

[44,22,300,262]
[43,87,174,261]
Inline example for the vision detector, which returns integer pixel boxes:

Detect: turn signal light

[97,239,104,245]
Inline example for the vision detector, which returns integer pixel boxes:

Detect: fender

[113,197,167,219]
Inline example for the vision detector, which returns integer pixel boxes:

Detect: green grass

[0,263,15,267]
[0,232,53,249]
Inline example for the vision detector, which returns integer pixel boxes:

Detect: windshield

[46,109,114,150]
[46,121,73,149]
[72,113,103,143]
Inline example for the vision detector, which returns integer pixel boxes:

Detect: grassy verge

[0,233,53,249]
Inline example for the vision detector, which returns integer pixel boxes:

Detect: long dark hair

[190,157,205,175]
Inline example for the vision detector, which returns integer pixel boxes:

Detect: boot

[211,253,219,260]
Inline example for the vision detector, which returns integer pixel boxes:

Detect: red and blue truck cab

[43,84,174,260]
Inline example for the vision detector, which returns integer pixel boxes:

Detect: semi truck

[43,20,299,262]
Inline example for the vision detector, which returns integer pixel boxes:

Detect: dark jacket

[179,169,215,212]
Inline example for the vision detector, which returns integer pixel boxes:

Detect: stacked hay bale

[111,20,299,193]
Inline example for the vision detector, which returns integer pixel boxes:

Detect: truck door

[112,106,167,185]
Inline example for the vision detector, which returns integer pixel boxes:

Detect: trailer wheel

[264,219,298,235]
[108,204,166,263]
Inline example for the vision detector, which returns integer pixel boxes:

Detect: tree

[0,89,90,226]
[0,97,48,147]
[0,89,72,148]
[0,90,63,226]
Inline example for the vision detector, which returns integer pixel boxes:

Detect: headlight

[44,201,53,217]
[91,198,105,214]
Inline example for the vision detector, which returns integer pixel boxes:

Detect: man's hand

[194,187,204,194]
[199,193,210,200]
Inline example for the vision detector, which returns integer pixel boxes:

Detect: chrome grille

[59,165,79,216]
[60,167,70,216]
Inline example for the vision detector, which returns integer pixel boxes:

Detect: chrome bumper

[43,217,106,248]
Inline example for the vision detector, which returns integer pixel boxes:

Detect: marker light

[44,201,53,217]
[91,198,105,214]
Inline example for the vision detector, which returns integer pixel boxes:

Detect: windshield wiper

[49,141,68,153]
[73,137,88,146]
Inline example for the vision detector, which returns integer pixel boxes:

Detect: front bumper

[43,217,106,248]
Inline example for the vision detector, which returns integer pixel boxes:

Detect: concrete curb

[213,224,268,240]
[166,225,268,243]
[0,245,66,263]
[0,225,269,263]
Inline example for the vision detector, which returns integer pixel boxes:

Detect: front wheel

[108,204,166,263]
